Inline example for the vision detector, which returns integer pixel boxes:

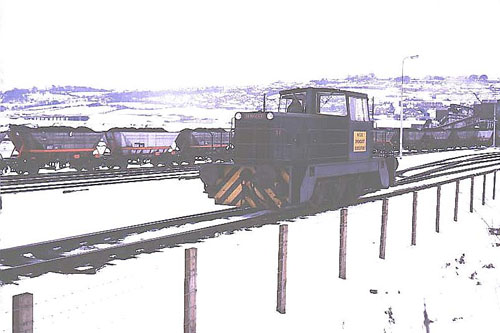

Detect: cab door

[347,96,373,161]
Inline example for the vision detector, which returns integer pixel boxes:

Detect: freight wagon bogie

[200,87,396,210]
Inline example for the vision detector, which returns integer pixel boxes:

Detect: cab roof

[279,87,368,99]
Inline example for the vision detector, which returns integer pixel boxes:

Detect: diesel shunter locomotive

[200,87,397,209]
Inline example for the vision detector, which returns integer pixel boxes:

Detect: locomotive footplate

[200,163,291,209]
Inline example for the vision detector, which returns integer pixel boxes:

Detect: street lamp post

[490,85,498,148]
[399,54,419,159]
[494,101,497,148]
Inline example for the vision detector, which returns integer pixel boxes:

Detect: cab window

[319,93,347,116]
[279,93,306,113]
[349,97,369,121]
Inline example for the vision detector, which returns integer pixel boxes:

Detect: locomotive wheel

[385,157,398,186]
[310,180,324,206]
[309,180,328,210]
[326,178,344,208]
[342,175,363,204]
[309,178,345,210]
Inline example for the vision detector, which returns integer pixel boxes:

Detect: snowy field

[1,150,500,332]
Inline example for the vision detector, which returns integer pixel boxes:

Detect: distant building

[418,101,444,110]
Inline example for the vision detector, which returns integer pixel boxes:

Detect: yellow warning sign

[353,131,367,152]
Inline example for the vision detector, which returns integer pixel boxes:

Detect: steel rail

[0,207,254,270]
[396,155,500,185]
[0,165,198,184]
[0,170,200,194]
[361,166,500,204]
[0,207,295,284]
[396,151,498,176]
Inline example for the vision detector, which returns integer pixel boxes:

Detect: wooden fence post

[454,180,460,222]
[184,248,197,333]
[12,293,33,333]
[339,208,348,279]
[379,198,389,259]
[470,176,474,213]
[276,224,288,314]
[482,174,487,206]
[411,191,418,246]
[493,171,497,200]
[435,185,441,233]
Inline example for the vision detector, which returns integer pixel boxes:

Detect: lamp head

[410,55,419,59]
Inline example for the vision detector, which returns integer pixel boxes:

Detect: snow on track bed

[0,178,218,248]
[0,166,199,194]
[397,147,498,171]
[396,151,500,184]
[1,149,500,332]
[0,207,254,270]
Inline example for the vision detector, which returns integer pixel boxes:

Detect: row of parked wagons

[0,125,233,174]
[373,127,500,153]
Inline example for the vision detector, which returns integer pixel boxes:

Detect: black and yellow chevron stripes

[212,165,290,209]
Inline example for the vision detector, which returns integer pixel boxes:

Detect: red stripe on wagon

[120,146,171,150]
[189,144,228,148]
[25,148,95,153]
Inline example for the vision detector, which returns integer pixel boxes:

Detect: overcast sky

[0,0,499,90]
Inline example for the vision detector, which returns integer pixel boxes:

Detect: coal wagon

[104,128,179,168]
[175,128,232,164]
[373,128,399,154]
[422,130,452,150]
[9,125,105,174]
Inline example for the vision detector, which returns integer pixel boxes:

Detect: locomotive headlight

[266,112,274,120]
[235,112,242,120]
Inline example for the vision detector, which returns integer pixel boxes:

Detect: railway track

[395,151,500,185]
[2,151,496,195]
[400,147,487,156]
[0,166,200,194]
[0,206,298,284]
[0,207,259,282]
[2,151,500,284]
[361,165,499,204]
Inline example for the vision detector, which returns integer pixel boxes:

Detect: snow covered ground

[1,151,500,332]
[0,178,218,248]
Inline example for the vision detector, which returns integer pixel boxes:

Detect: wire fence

[1,260,170,332]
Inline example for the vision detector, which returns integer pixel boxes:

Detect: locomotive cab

[200,87,396,209]
[281,88,371,161]
[234,88,372,163]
